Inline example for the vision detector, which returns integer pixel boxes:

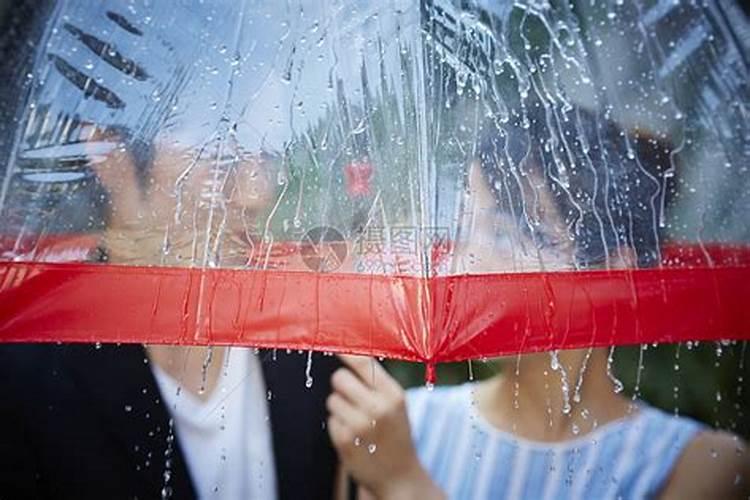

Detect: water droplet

[550,351,560,371]
[199,346,214,395]
[611,376,624,394]
[305,350,314,389]
[456,71,468,96]
[607,346,624,393]
[367,443,377,454]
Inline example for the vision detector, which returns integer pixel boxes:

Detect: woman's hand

[327,355,445,500]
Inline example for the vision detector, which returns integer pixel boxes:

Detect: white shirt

[152,348,277,500]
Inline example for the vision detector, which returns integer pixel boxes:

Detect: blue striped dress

[406,383,703,500]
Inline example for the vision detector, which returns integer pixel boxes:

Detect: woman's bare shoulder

[660,429,749,500]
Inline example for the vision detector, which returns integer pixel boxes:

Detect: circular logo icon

[299,226,348,272]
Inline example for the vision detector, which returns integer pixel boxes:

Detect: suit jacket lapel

[62,344,197,499]
[260,349,341,500]
[61,345,338,500]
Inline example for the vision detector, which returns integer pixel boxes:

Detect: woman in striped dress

[327,110,749,499]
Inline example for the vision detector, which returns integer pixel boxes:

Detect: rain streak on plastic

[0,0,748,368]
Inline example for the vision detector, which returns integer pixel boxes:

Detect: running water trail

[305,350,313,389]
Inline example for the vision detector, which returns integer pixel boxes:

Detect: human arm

[659,430,749,499]
[327,355,445,500]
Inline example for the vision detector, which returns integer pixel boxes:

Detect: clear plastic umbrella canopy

[0,0,749,378]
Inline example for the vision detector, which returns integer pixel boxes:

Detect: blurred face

[92,136,281,266]
[171,148,279,230]
[456,160,574,274]
[459,158,636,376]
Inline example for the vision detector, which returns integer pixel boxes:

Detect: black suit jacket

[0,344,340,500]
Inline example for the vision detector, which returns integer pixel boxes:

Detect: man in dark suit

[0,88,343,498]
[0,344,339,499]
[0,6,343,497]
[0,126,344,497]
[0,128,342,497]
[0,93,342,499]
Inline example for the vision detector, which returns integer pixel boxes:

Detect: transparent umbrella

[0,0,748,385]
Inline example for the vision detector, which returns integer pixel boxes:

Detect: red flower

[343,160,373,198]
